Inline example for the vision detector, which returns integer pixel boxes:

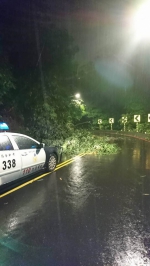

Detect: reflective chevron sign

[109,118,114,124]
[134,115,140,122]
[98,119,102,124]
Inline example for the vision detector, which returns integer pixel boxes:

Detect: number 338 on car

[0,132,62,186]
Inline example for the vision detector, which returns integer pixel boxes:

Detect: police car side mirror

[38,143,45,148]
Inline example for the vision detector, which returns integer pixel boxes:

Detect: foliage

[0,56,15,105]
[61,129,119,156]
[0,24,85,133]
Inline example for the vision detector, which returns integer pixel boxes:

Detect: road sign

[109,118,114,124]
[134,115,140,122]
[122,117,127,123]
[98,119,102,124]
[148,114,150,122]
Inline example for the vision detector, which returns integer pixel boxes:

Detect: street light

[131,0,150,42]
[75,93,81,99]
[74,93,82,105]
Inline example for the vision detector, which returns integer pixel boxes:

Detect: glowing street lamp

[75,93,80,99]
[131,0,150,41]
[73,93,83,105]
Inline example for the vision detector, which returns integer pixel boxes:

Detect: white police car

[0,132,62,186]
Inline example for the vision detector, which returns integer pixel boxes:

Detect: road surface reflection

[0,137,150,265]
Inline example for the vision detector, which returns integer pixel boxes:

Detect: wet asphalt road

[1,136,150,266]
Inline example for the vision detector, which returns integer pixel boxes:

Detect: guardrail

[93,130,150,141]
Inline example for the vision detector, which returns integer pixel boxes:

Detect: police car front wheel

[46,153,57,172]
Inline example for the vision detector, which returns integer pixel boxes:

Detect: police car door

[0,134,22,186]
[12,134,46,176]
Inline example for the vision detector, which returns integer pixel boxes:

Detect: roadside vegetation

[43,129,119,156]
[62,130,119,156]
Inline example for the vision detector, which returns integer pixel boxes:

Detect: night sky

[1,0,150,91]
[0,0,142,61]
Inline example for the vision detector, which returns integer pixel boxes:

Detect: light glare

[132,1,150,41]
[75,93,80,99]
